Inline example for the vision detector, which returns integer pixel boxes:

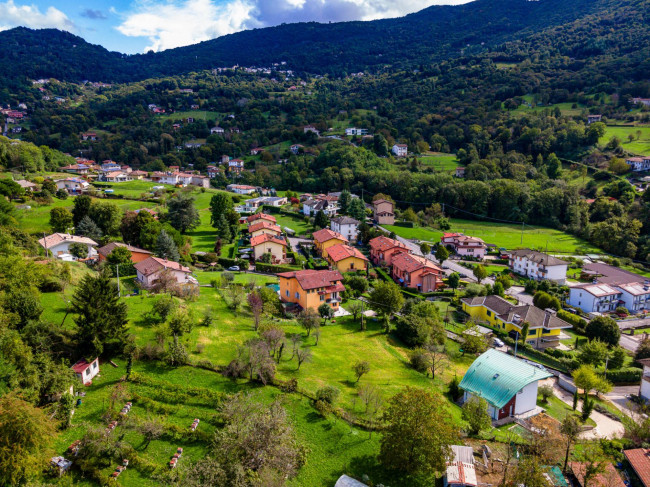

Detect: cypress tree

[156,229,180,262]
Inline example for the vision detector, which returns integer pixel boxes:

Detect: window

[93,362,98,369]
[486,310,492,317]
[320,295,324,301]
[295,292,300,299]
[542,329,551,334]
[286,290,289,297]
[528,330,536,336]
[85,368,90,376]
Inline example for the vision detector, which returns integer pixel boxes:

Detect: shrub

[557,310,587,333]
[254,262,299,274]
[603,368,642,384]
[316,385,340,405]
[217,257,249,270]
[538,384,554,403]
[409,349,428,373]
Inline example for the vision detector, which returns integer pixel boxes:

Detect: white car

[493,338,504,347]
[227,266,240,271]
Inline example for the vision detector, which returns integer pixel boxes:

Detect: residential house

[325,243,368,273]
[101,171,131,183]
[97,242,152,264]
[626,156,650,172]
[312,228,348,257]
[568,463,625,487]
[461,295,572,349]
[587,114,602,124]
[568,283,622,314]
[81,132,97,141]
[59,164,90,175]
[632,98,650,107]
[277,269,345,311]
[250,148,263,155]
[303,125,320,135]
[508,249,568,284]
[368,236,408,266]
[228,159,245,174]
[220,155,230,164]
[392,144,407,157]
[191,175,210,188]
[247,213,277,225]
[100,161,121,172]
[624,448,650,486]
[134,257,195,289]
[227,184,257,195]
[55,178,89,194]
[71,358,100,384]
[441,233,487,259]
[455,167,466,178]
[290,144,303,155]
[330,216,360,242]
[390,252,444,291]
[130,170,148,180]
[248,220,282,238]
[207,165,220,178]
[345,127,368,136]
[250,233,287,263]
[38,233,98,260]
[372,199,395,225]
[303,198,338,217]
[15,179,37,192]
[459,349,552,420]
[573,263,650,314]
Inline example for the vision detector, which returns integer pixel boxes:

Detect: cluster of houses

[369,235,443,292]
[246,213,288,264]
[626,156,650,172]
[441,233,487,259]
[313,227,368,273]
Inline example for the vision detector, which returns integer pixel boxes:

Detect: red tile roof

[391,252,442,274]
[133,257,190,276]
[312,228,347,244]
[248,221,282,234]
[250,234,287,247]
[569,463,625,487]
[97,242,152,258]
[625,449,650,486]
[71,358,96,374]
[247,212,277,224]
[368,235,407,252]
[277,269,344,291]
[325,243,368,263]
[373,198,393,206]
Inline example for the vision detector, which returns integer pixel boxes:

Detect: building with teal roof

[459,349,552,421]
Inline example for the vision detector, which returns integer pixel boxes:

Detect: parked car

[442,265,449,269]
[227,266,240,271]
[493,338,504,347]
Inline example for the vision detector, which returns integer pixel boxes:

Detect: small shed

[334,475,368,487]
[50,456,72,476]
[71,357,99,384]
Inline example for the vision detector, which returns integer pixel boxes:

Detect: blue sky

[0,0,470,54]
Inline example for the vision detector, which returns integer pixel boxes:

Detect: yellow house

[277,269,345,311]
[461,295,571,349]
[248,220,282,238]
[325,243,368,273]
[250,234,287,263]
[312,228,348,257]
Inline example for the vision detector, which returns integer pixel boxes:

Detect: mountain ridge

[0,0,617,83]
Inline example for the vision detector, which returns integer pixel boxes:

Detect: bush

[409,349,428,373]
[538,384,554,403]
[557,310,587,333]
[603,368,642,384]
[316,385,340,405]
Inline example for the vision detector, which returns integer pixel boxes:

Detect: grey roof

[334,475,368,487]
[450,445,475,464]
[331,216,360,225]
[304,199,329,210]
[583,262,647,286]
[461,295,572,330]
[509,249,568,266]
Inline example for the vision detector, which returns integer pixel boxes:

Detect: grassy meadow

[599,125,650,155]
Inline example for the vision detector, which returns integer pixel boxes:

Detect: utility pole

[43,232,49,258]
[514,331,519,358]
[520,221,524,245]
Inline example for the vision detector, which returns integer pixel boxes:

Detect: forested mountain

[0,0,642,83]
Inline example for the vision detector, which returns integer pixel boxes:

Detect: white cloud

[0,1,75,32]
[116,0,255,52]
[117,0,472,52]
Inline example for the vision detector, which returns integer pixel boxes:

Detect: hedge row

[254,262,301,274]
[557,309,587,332]
[602,368,642,384]
[394,221,415,228]
[217,257,249,270]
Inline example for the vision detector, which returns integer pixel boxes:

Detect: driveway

[619,332,642,353]
[547,378,625,439]
[509,286,534,305]
[605,385,640,417]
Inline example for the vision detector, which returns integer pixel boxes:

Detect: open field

[384,218,601,253]
[599,125,650,155]
[419,153,458,172]
[158,110,223,122]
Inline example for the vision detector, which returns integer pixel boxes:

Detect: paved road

[618,317,650,330]
[606,385,640,417]
[619,332,641,353]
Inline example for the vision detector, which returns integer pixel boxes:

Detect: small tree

[472,264,487,284]
[49,207,73,233]
[538,384,554,403]
[316,385,340,405]
[420,242,431,255]
[298,308,320,337]
[447,272,461,294]
[561,414,582,472]
[318,303,334,325]
[585,315,620,346]
[69,242,88,259]
[462,396,492,435]
[247,291,264,331]
[295,347,312,370]
[520,322,530,344]
[578,339,609,367]
[435,245,449,266]
[347,300,363,322]
[314,210,329,229]
[353,360,370,382]
[369,280,404,333]
[156,229,180,261]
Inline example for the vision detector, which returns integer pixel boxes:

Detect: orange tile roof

[624,449,650,486]
[326,243,368,263]
[97,242,152,258]
[248,221,282,234]
[247,212,277,224]
[368,235,407,252]
[391,252,442,274]
[250,234,287,247]
[569,462,625,487]
[133,257,190,276]
[312,228,347,244]
[277,269,344,291]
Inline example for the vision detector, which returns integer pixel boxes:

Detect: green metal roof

[459,349,552,409]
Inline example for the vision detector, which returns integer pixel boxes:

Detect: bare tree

[139,419,164,449]
[353,361,370,383]
[289,334,302,359]
[358,384,384,438]
[223,285,245,311]
[247,291,264,330]
[296,348,312,370]
[423,343,449,379]
[313,329,321,346]
[261,326,285,362]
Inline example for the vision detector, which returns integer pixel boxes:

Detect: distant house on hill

[97,242,152,263]
[38,233,98,260]
[134,257,195,289]
[392,144,407,157]
[587,114,602,124]
[508,249,568,284]
[372,199,395,225]
[71,358,99,384]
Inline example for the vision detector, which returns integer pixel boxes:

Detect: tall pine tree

[72,272,128,358]
[156,229,180,262]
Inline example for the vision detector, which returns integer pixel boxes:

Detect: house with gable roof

[325,243,368,273]
[278,269,345,312]
[312,228,348,257]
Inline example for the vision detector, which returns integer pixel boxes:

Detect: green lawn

[274,212,314,236]
[419,153,458,172]
[158,110,223,122]
[599,125,650,155]
[384,218,601,253]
